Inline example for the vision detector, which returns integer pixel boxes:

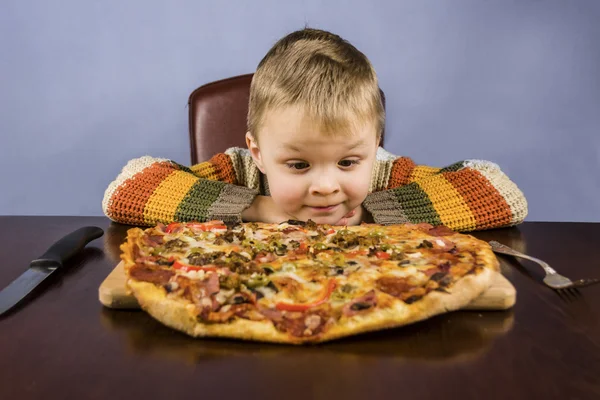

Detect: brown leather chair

[188,73,386,164]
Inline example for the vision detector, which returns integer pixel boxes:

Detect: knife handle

[30,226,104,267]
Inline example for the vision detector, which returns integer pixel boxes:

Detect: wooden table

[1,216,599,399]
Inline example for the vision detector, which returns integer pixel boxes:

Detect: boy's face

[246,106,379,225]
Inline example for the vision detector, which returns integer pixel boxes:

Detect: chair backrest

[188,73,386,164]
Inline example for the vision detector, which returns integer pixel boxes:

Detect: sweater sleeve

[362,158,528,232]
[102,154,259,226]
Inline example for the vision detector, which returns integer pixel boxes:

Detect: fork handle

[489,241,558,275]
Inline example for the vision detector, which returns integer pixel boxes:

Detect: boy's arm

[102,155,259,226]
[362,157,528,232]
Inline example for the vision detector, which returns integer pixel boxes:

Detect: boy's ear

[245,132,266,173]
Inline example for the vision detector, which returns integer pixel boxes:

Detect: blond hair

[247,28,385,139]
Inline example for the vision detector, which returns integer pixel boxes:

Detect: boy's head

[246,28,385,224]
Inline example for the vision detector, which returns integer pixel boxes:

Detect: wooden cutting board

[99,262,516,311]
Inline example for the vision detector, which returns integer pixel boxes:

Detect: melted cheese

[180,269,208,280]
[271,271,308,284]
[255,285,277,299]
[385,266,419,278]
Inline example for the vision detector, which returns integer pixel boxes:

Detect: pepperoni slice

[129,266,174,285]
[376,276,414,297]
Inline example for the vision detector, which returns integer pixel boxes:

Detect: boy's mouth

[310,204,338,213]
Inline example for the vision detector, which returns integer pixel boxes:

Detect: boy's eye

[338,159,359,168]
[286,162,310,170]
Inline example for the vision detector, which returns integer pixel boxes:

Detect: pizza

[120,220,499,344]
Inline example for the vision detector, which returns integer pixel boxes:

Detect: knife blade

[0,226,104,316]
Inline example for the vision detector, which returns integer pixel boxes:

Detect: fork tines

[556,287,581,302]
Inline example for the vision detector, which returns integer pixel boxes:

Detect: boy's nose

[310,174,340,196]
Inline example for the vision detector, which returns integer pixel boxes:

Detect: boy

[102,28,527,231]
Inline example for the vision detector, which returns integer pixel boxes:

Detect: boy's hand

[333,205,371,226]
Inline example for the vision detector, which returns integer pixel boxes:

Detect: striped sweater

[102,147,528,232]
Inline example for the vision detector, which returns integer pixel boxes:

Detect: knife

[0,226,104,316]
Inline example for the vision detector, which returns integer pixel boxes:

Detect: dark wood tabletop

[1,216,599,399]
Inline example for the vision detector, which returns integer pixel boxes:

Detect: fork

[488,240,600,290]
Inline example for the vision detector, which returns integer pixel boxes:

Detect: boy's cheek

[268,181,303,207]
[342,175,371,202]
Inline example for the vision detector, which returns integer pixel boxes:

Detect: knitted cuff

[362,191,412,225]
[205,184,259,224]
